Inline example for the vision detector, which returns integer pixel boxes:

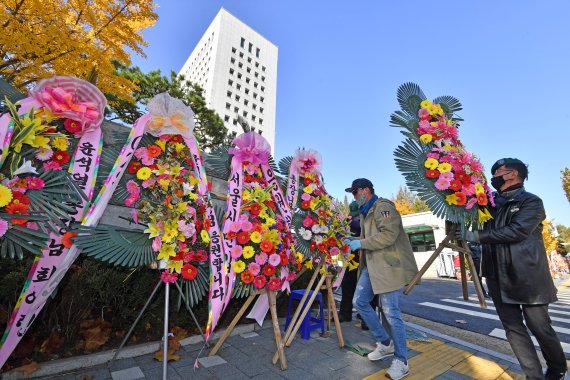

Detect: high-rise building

[179,8,278,150]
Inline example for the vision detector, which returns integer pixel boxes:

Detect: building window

[227,91,232,97]
[252,104,257,110]
[245,89,250,95]
[225,103,231,109]
[247,67,251,73]
[233,118,238,125]
[228,79,233,86]
[237,73,242,79]
[238,62,243,68]
[255,72,259,78]
[260,96,264,102]
[240,37,245,48]
[261,76,265,82]
[232,47,236,53]
[231,58,235,64]
[407,231,436,252]
[253,93,257,99]
[255,62,259,68]
[254,82,258,88]
[247,57,252,63]
[261,86,265,92]
[224,115,230,122]
[252,115,256,121]
[256,48,260,58]
[248,42,253,53]
[262,66,266,72]
[239,52,244,58]
[260,107,264,113]
[246,78,250,84]
[234,106,239,112]
[236,83,241,90]
[244,99,249,106]
[235,95,240,101]
[229,68,234,75]
[259,119,263,125]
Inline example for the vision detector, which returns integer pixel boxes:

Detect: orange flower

[449,180,462,192]
[303,177,313,186]
[477,192,488,206]
[62,232,77,248]
[241,270,254,284]
[249,203,262,215]
[5,202,29,225]
[454,192,467,206]
[147,145,162,158]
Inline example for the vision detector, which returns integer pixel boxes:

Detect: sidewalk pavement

[2,312,531,380]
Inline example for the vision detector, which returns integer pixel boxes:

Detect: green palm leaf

[397,82,426,116]
[74,225,154,267]
[433,95,463,121]
[0,221,51,259]
[278,156,293,176]
[205,145,231,179]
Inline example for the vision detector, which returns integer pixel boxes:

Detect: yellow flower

[186,192,198,201]
[420,100,433,108]
[155,139,166,151]
[348,261,359,271]
[0,185,13,207]
[309,197,319,210]
[174,143,186,153]
[475,183,485,194]
[170,165,183,176]
[419,134,433,144]
[435,104,444,116]
[144,221,160,238]
[265,229,279,244]
[242,189,251,201]
[51,137,69,151]
[31,135,50,149]
[424,158,439,170]
[162,228,177,243]
[189,175,199,186]
[157,243,176,261]
[201,229,210,243]
[437,162,452,173]
[296,252,304,263]
[232,260,246,273]
[250,231,262,243]
[304,260,313,270]
[175,202,188,213]
[445,193,458,205]
[303,185,313,194]
[478,208,493,223]
[159,178,170,190]
[167,259,183,273]
[243,246,255,259]
[264,217,276,227]
[137,167,152,180]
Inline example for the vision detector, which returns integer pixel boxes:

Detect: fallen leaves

[154,335,181,362]
[39,333,65,356]
[76,318,112,352]
[14,360,39,376]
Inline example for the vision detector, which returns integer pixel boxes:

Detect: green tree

[391,186,430,215]
[107,64,232,150]
[562,168,570,203]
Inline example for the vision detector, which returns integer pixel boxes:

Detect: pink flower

[434,179,450,190]
[231,245,243,259]
[255,252,268,265]
[178,220,196,238]
[43,161,62,171]
[241,220,253,232]
[161,270,178,283]
[426,152,439,159]
[268,253,281,266]
[134,147,148,159]
[248,262,261,275]
[126,180,140,195]
[142,178,155,188]
[141,156,155,166]
[329,246,340,256]
[152,237,162,251]
[418,108,430,119]
[132,209,138,224]
[27,177,45,190]
[26,221,39,230]
[301,193,312,201]
[245,163,256,175]
[302,216,314,228]
[0,218,8,237]
[267,277,282,291]
[35,147,53,161]
[439,172,453,181]
[230,221,241,232]
[463,184,476,196]
[125,196,137,207]
[465,197,478,210]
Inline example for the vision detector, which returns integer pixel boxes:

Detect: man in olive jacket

[462,158,566,380]
[344,178,418,380]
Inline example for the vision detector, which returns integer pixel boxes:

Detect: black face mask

[490,175,505,191]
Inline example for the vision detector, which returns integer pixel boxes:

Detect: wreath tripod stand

[404,223,487,308]
[110,278,209,380]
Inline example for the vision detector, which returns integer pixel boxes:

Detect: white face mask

[355,194,367,206]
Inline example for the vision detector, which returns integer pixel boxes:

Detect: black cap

[345,178,374,193]
[491,158,526,175]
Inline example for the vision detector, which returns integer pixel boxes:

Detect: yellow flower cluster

[420,99,444,117]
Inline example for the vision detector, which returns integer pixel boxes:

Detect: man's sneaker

[367,341,394,361]
[385,359,409,379]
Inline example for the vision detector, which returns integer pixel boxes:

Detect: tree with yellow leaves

[0,0,158,100]
[392,185,430,215]
[542,219,558,255]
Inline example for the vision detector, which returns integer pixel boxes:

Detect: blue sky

[131,1,570,226]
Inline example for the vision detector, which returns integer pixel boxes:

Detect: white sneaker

[385,359,409,379]
[367,341,394,361]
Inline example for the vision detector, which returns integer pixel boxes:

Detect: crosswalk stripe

[418,302,570,335]
[466,295,570,312]
[489,328,570,354]
[441,299,570,320]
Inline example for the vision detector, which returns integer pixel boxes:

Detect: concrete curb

[1,322,257,380]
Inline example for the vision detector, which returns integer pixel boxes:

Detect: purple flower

[268,253,281,266]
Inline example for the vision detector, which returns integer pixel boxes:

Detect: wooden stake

[325,274,344,347]
[267,289,287,370]
[208,291,259,356]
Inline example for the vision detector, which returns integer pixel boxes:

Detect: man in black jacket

[463,158,566,380]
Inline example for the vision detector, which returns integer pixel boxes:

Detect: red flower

[454,192,467,206]
[262,265,276,277]
[62,232,77,248]
[313,189,321,196]
[309,241,317,251]
[260,240,274,253]
[267,277,282,291]
[147,145,162,158]
[11,192,30,205]
[5,202,29,225]
[317,242,328,252]
[249,203,262,215]
[303,177,313,186]
[279,253,289,266]
[449,180,462,191]
[425,169,440,179]
[477,192,488,206]
[318,209,327,217]
[171,135,183,143]
[52,151,70,165]
[241,270,254,284]
[342,244,350,253]
[455,170,471,184]
[253,275,267,289]
[301,200,311,209]
[203,218,212,231]
[181,263,199,280]
[237,231,250,245]
[227,230,238,240]
[264,201,276,210]
[128,161,142,175]
[64,119,82,134]
[196,250,208,262]
[327,237,338,247]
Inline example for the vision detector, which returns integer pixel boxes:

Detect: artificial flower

[424,158,439,170]
[253,275,267,289]
[0,185,14,207]
[241,270,254,284]
[161,270,178,283]
[267,277,282,291]
[136,167,152,180]
[64,119,82,134]
[243,246,255,259]
[248,262,261,275]
[232,260,246,273]
[419,134,433,144]
[181,263,199,280]
[0,218,7,238]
